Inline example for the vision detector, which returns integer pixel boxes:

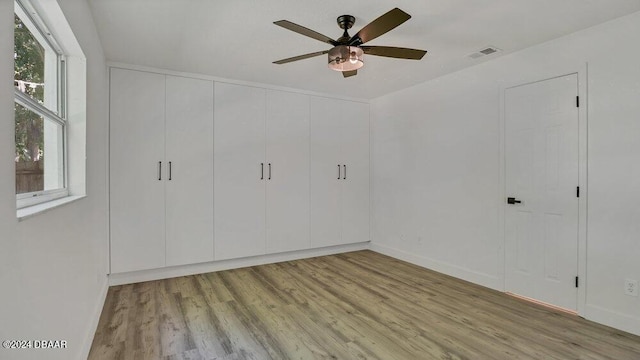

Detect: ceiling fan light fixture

[328,45,363,71]
[273,8,426,78]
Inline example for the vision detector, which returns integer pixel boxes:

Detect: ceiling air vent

[468,46,501,59]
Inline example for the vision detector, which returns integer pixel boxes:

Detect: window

[14,0,68,208]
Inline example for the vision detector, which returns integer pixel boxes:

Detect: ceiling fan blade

[349,8,411,45]
[274,20,338,46]
[342,70,357,78]
[273,50,329,64]
[361,46,427,60]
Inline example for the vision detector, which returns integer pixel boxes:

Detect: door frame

[499,63,588,316]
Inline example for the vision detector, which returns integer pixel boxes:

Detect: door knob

[507,197,522,204]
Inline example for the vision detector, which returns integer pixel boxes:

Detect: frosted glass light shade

[328,46,363,71]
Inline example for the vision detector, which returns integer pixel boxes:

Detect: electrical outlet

[624,279,639,297]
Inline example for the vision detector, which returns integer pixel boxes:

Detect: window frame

[14,0,69,209]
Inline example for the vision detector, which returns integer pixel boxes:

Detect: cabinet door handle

[343,164,346,180]
[158,161,162,180]
[168,161,172,181]
[338,164,341,180]
[268,163,271,180]
[261,163,264,180]
[507,197,522,204]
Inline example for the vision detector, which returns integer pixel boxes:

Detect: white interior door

[265,90,310,253]
[109,68,166,273]
[310,96,343,247]
[340,101,370,245]
[165,75,214,266]
[214,82,266,260]
[505,74,579,311]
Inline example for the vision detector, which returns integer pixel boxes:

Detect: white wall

[372,11,640,335]
[0,1,109,359]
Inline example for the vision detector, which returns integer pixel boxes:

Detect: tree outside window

[14,8,65,197]
[15,14,44,163]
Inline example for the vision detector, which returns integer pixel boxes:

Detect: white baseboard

[584,303,640,336]
[79,277,109,360]
[108,242,371,286]
[370,243,502,291]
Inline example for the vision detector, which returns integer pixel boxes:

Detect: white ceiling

[89,0,640,99]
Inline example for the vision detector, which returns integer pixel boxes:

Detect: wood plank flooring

[89,250,640,359]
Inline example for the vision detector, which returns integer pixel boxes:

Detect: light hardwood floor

[89,250,640,359]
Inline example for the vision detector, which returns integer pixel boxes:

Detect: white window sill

[17,195,86,221]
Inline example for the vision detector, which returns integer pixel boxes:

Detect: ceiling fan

[273,8,427,78]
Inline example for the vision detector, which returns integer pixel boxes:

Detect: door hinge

[576,186,580,198]
[575,276,579,288]
[576,96,580,108]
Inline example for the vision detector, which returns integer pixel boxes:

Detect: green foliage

[14,14,45,162]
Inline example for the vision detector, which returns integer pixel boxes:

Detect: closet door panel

[165,75,214,266]
[214,83,266,260]
[341,101,371,244]
[310,96,343,247]
[265,90,310,253]
[110,68,166,273]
